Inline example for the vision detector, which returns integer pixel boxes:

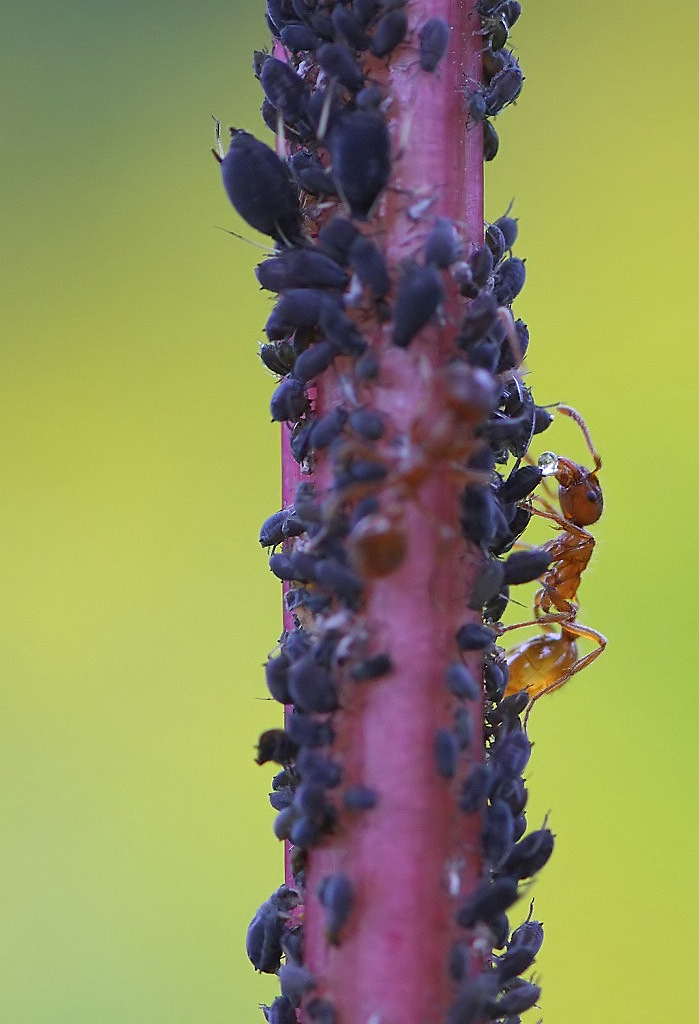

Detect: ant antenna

[555,405,602,471]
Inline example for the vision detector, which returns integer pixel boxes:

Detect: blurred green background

[1,0,696,1020]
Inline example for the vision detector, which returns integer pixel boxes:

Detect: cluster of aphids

[214,1,559,1022]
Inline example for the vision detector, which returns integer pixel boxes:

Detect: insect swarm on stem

[215,1,605,1022]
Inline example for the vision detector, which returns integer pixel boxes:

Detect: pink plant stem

[281,4,487,1021]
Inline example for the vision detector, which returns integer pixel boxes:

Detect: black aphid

[468,558,506,610]
[265,652,292,704]
[349,652,393,681]
[288,149,339,197]
[497,464,542,504]
[287,655,339,713]
[281,23,324,52]
[455,876,520,929]
[263,996,298,1024]
[353,0,380,27]
[483,657,509,702]
[260,339,296,376]
[343,785,378,810]
[293,341,337,383]
[482,119,499,161]
[509,915,544,953]
[278,961,317,1000]
[502,548,552,585]
[453,706,473,749]
[256,728,299,765]
[328,109,392,219]
[424,217,461,269]
[320,303,368,356]
[269,788,293,812]
[318,873,354,945]
[493,943,538,983]
[484,222,507,262]
[306,997,338,1024]
[266,288,336,340]
[286,712,335,748]
[485,63,524,115]
[486,981,541,1017]
[318,217,361,267]
[491,774,528,816]
[448,942,470,983]
[455,623,496,652]
[446,661,480,701]
[259,509,302,547]
[260,57,310,127]
[481,799,515,868]
[500,827,555,879]
[349,235,391,298]
[370,10,408,58]
[491,730,532,779]
[460,485,508,547]
[494,213,518,249]
[296,748,343,788]
[459,763,492,813]
[355,348,380,380]
[469,244,494,287]
[317,42,365,93]
[292,481,323,527]
[457,292,499,347]
[219,129,303,244]
[348,407,385,441]
[268,551,312,584]
[330,5,367,48]
[246,885,299,974]
[270,377,309,422]
[393,263,445,347]
[419,16,450,72]
[314,558,364,608]
[434,727,460,778]
[493,257,526,305]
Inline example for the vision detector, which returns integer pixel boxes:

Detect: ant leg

[528,505,593,543]
[528,622,607,700]
[530,490,559,517]
[555,405,602,471]
[496,611,571,636]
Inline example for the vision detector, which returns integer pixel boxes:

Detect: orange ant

[499,405,607,708]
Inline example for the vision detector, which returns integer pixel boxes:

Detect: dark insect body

[217,128,303,244]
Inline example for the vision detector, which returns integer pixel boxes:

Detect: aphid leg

[211,116,224,163]
[317,79,336,142]
[555,404,602,471]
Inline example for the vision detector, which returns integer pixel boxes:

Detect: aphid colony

[215,0,603,1021]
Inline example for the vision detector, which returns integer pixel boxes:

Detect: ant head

[557,461,603,526]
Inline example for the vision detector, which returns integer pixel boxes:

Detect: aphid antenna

[213,225,274,253]
[316,80,336,141]
[274,108,286,160]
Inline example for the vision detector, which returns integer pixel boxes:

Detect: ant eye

[586,489,598,502]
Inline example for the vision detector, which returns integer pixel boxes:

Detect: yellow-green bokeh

[1,1,697,1021]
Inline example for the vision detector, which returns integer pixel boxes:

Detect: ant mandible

[499,404,607,708]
